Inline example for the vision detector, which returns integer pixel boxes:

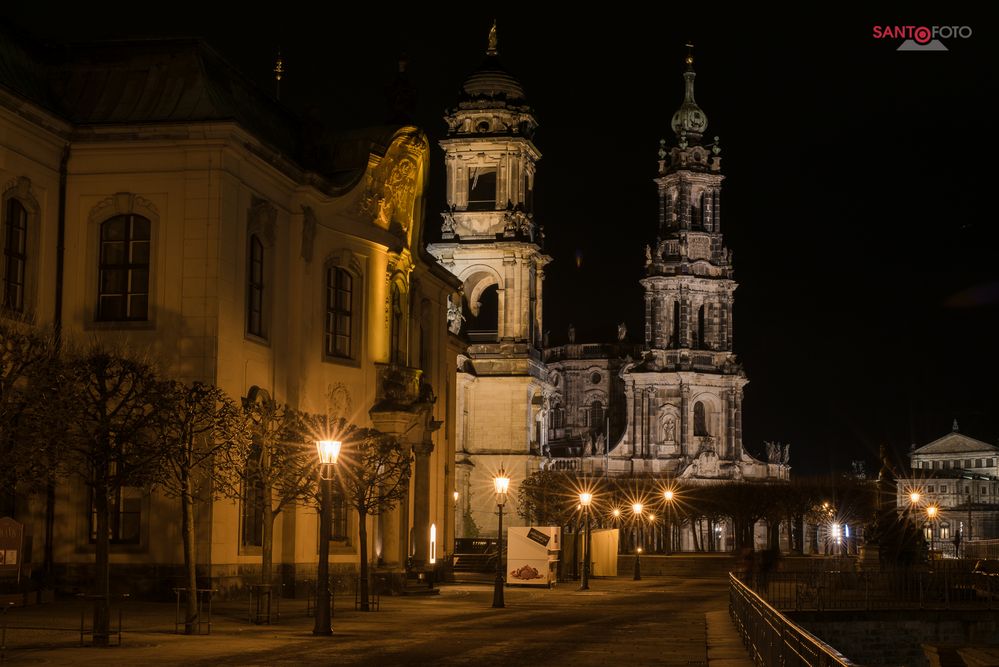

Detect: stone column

[644,294,653,347]
[725,389,735,459]
[680,384,690,457]
[734,387,744,459]
[412,440,434,564]
[502,256,516,339]
[679,293,690,349]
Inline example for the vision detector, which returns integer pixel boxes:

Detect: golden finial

[487,19,498,56]
[274,50,285,100]
[685,42,695,69]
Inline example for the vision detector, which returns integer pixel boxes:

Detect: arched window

[694,401,709,436]
[3,198,27,312]
[98,214,150,321]
[390,282,403,364]
[325,266,352,358]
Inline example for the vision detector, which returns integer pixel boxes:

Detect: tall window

[390,283,403,364]
[90,486,142,545]
[241,476,265,548]
[694,401,709,436]
[98,214,150,321]
[591,400,605,432]
[697,305,706,349]
[325,267,352,358]
[671,301,680,347]
[247,235,264,337]
[331,492,348,542]
[3,199,27,313]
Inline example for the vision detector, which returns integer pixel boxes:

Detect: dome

[460,56,526,103]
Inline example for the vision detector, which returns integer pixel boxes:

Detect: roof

[459,55,526,103]
[912,431,998,456]
[1,29,301,158]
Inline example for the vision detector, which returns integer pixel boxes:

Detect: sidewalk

[0,576,754,666]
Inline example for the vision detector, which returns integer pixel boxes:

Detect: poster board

[589,528,619,577]
[507,526,560,587]
[0,517,24,583]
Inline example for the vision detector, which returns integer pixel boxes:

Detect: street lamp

[492,469,510,608]
[579,492,593,591]
[313,439,341,637]
[632,502,643,580]
[927,505,938,556]
[664,489,675,555]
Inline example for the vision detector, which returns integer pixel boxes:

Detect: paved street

[1,575,752,666]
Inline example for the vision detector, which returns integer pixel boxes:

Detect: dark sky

[6,6,996,475]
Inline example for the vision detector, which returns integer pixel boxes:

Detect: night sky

[5,7,996,475]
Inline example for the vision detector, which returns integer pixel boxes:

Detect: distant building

[896,421,999,552]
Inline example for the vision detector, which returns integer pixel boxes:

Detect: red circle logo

[914,26,932,44]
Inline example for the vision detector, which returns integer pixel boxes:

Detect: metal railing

[729,573,856,666]
[964,539,999,560]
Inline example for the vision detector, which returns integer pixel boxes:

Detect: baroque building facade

[436,34,786,538]
[0,31,461,593]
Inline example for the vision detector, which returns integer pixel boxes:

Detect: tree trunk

[261,482,274,585]
[43,477,55,586]
[690,518,701,552]
[358,509,370,611]
[93,478,111,647]
[181,469,198,635]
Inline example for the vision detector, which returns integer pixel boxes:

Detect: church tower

[610,49,769,481]
[428,23,552,534]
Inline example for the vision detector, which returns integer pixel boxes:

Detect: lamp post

[492,469,510,608]
[664,489,675,555]
[927,505,938,557]
[632,502,643,580]
[579,492,593,591]
[313,439,341,637]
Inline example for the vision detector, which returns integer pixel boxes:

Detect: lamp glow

[927,505,938,519]
[910,491,921,504]
[579,492,593,507]
[632,502,643,515]
[316,440,342,466]
[664,490,674,501]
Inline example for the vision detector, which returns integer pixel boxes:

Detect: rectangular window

[467,167,497,211]
[247,235,265,337]
[965,459,973,469]
[928,486,935,493]
[90,486,142,545]
[241,478,265,548]
[941,485,947,493]
[940,524,951,540]
[98,214,150,321]
[317,491,349,552]
[977,459,984,468]
[325,267,352,358]
[3,198,27,313]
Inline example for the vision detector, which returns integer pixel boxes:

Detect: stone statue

[617,322,627,341]
[645,244,652,265]
[441,210,456,238]
[596,433,606,454]
[661,415,676,443]
[583,434,593,456]
[446,294,464,335]
[567,324,575,344]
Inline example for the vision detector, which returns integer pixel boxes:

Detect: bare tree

[335,427,411,611]
[233,387,314,587]
[156,381,249,634]
[56,342,169,646]
[517,470,580,527]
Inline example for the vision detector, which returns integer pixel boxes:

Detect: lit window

[98,214,150,321]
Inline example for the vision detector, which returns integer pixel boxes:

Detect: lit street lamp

[314,439,341,637]
[664,489,675,555]
[632,502,643,580]
[579,492,593,591]
[492,469,510,608]
[927,505,938,556]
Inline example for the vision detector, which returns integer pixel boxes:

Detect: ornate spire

[487,20,498,56]
[670,42,708,144]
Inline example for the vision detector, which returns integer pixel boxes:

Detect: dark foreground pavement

[1,575,752,666]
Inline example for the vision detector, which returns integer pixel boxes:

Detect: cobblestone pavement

[0,575,752,666]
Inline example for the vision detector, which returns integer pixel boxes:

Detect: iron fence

[729,573,856,667]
